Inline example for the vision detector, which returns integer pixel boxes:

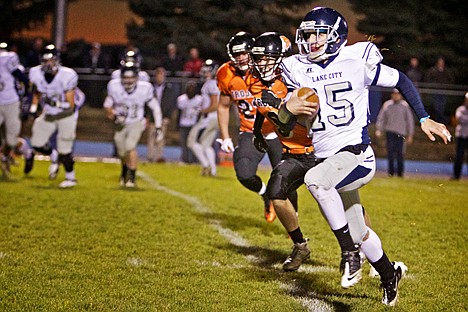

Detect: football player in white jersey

[45,87,87,180]
[28,44,79,188]
[187,59,220,176]
[0,42,29,177]
[104,63,162,187]
[266,7,451,307]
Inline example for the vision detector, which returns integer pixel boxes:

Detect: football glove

[216,138,235,153]
[261,89,282,108]
[252,133,268,153]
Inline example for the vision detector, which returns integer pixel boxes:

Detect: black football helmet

[41,44,60,74]
[200,59,219,79]
[227,31,255,71]
[296,7,348,62]
[120,49,142,69]
[120,62,139,93]
[250,32,292,82]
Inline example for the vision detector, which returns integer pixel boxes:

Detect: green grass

[0,160,467,311]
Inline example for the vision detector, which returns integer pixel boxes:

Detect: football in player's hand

[297,87,319,103]
[296,87,319,125]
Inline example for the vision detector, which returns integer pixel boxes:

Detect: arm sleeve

[147,97,162,128]
[376,65,429,120]
[252,110,265,135]
[12,69,29,86]
[395,71,429,120]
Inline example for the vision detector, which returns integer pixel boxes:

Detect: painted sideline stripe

[137,171,334,312]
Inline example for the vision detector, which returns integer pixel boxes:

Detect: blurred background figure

[147,66,178,163]
[25,37,43,68]
[111,48,149,81]
[187,59,220,176]
[82,42,110,72]
[28,44,79,188]
[406,57,423,84]
[183,47,203,78]
[424,56,455,124]
[104,63,162,188]
[160,43,184,77]
[452,92,468,180]
[176,80,203,164]
[375,89,415,177]
[0,41,29,177]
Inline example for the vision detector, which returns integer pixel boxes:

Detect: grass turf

[0,160,467,311]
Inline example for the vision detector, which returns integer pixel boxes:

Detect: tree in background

[126,0,310,68]
[348,0,468,83]
[0,0,56,41]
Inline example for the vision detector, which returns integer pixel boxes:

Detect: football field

[1,159,467,311]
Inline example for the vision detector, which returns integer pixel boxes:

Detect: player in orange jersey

[248,32,318,271]
[217,32,283,223]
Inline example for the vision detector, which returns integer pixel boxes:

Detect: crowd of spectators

[2,37,465,176]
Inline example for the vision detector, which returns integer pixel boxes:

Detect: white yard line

[138,171,334,312]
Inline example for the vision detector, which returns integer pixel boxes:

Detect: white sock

[65,170,76,181]
[360,227,384,263]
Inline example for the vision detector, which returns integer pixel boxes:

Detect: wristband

[278,104,296,124]
[419,115,430,124]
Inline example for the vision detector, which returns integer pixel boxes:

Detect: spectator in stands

[424,56,455,124]
[25,37,43,68]
[160,43,184,76]
[147,67,178,163]
[82,42,110,72]
[375,89,415,177]
[406,57,423,84]
[183,47,203,77]
[177,80,204,163]
[452,92,468,180]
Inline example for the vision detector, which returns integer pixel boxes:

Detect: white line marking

[138,171,335,312]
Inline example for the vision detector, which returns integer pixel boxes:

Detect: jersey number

[311,82,355,132]
[238,100,255,120]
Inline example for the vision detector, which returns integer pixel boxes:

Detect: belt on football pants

[282,145,314,155]
[44,110,74,122]
[337,144,368,155]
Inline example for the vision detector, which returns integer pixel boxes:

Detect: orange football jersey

[247,74,313,152]
[217,62,275,134]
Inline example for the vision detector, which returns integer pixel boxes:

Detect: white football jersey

[104,79,155,125]
[281,42,399,158]
[29,65,78,116]
[111,69,150,82]
[177,93,204,127]
[0,51,21,105]
[200,78,220,120]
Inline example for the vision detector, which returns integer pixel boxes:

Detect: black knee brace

[238,175,263,193]
[32,143,52,155]
[58,153,74,172]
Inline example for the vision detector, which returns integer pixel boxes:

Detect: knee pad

[266,172,289,200]
[58,153,74,172]
[234,156,258,179]
[32,143,52,155]
[238,175,263,193]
